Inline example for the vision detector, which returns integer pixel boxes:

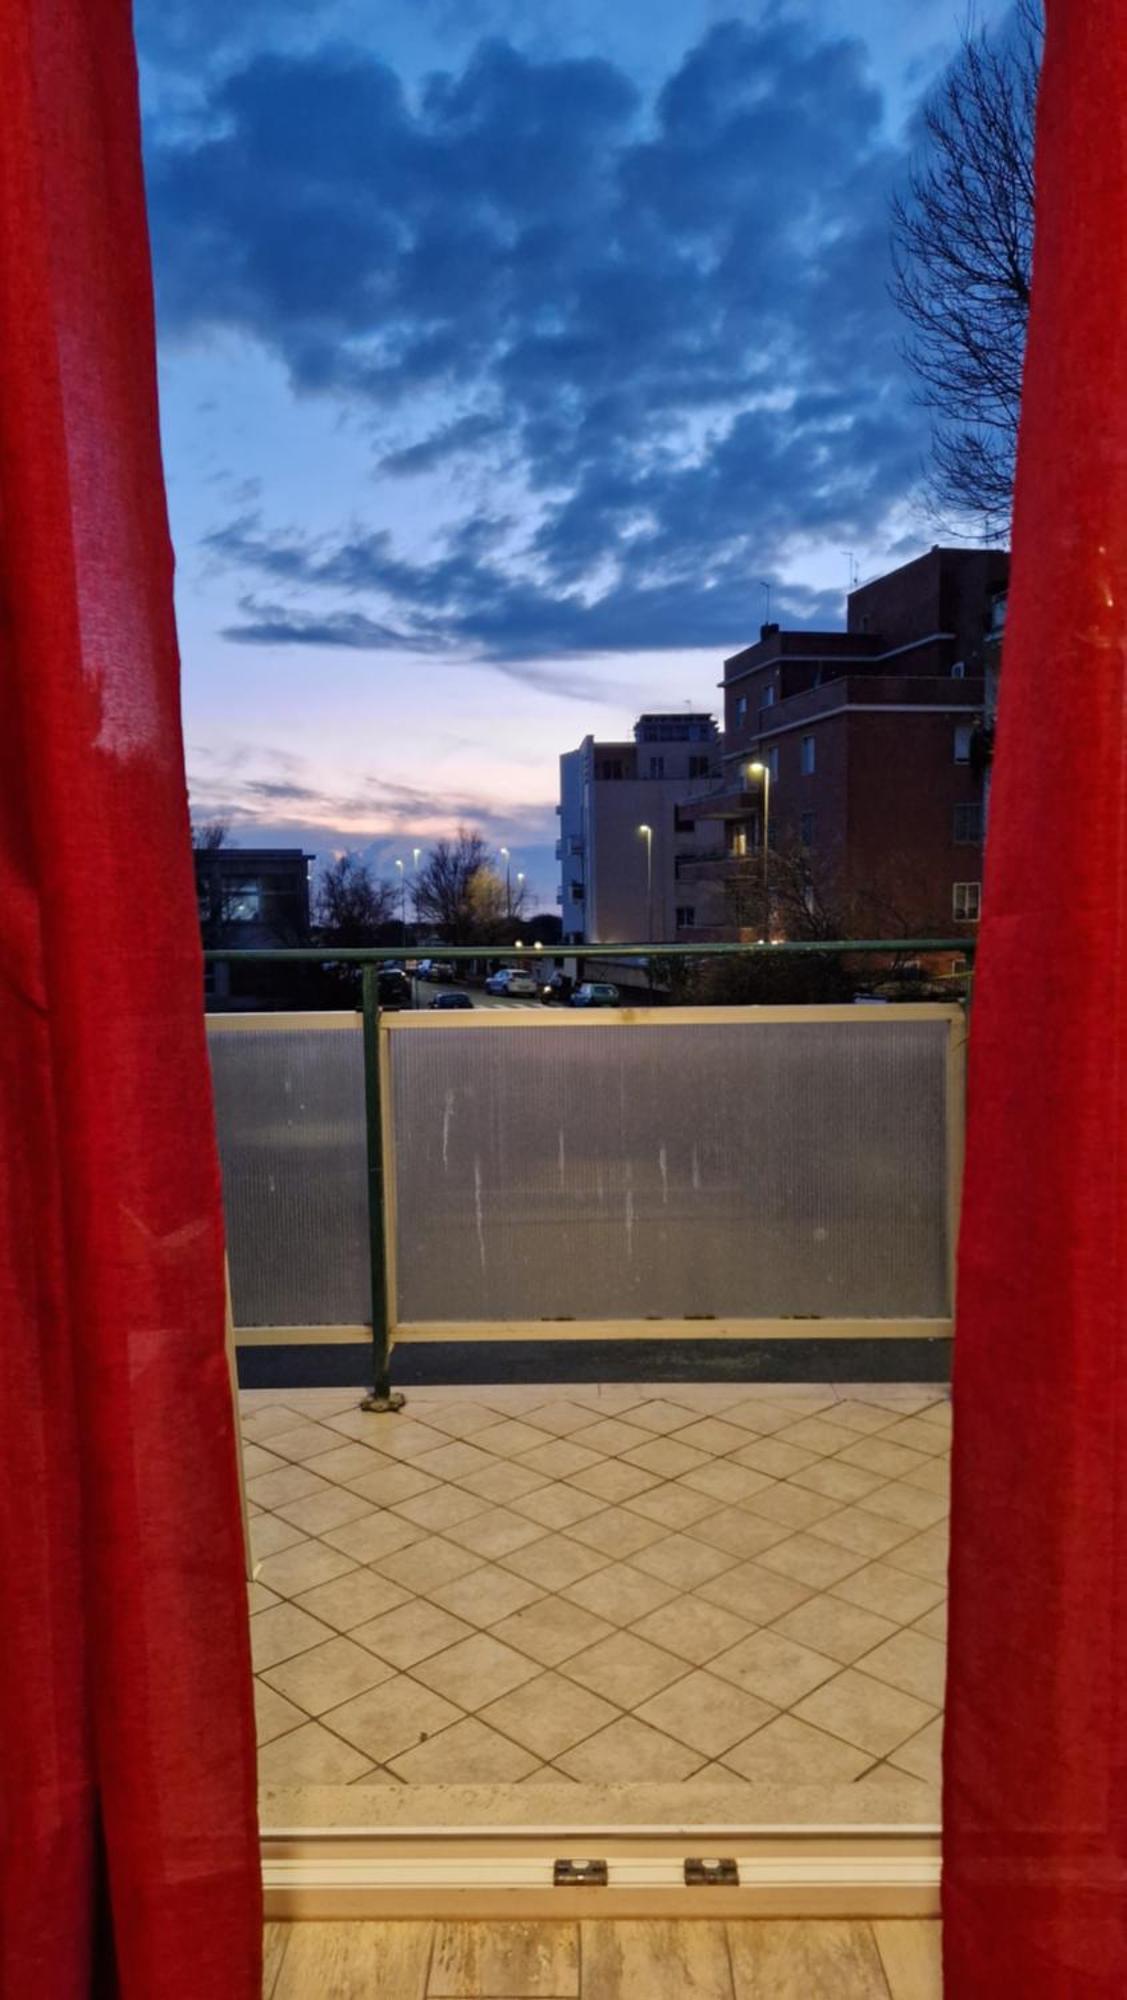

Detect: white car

[504,969,538,996]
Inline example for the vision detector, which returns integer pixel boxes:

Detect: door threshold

[262,1823,940,1920]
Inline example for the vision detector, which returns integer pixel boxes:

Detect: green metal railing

[204,937,974,1406]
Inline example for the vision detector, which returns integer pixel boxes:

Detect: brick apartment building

[682,546,1009,945]
[558,713,723,942]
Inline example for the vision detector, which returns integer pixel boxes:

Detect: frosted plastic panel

[388,1018,951,1322]
[207,1024,369,1326]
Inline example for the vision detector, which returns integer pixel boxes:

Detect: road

[408,978,540,1012]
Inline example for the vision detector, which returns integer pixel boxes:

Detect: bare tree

[415,829,531,943]
[724,841,937,950]
[315,853,398,945]
[890,1,1041,533]
[191,817,230,851]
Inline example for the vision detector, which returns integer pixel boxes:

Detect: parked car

[504,968,538,996]
[427,961,458,983]
[569,981,620,1008]
[484,967,512,994]
[377,968,412,1010]
[429,991,473,1010]
[540,971,574,1005]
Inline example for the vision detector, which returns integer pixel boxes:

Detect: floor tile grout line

[246,1389,949,1787]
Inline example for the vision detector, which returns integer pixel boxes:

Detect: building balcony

[210,978,961,1342]
[723,676,986,762]
[677,853,757,881]
[212,972,958,1841]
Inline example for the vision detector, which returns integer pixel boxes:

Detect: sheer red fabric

[0,2,261,1992]
[944,3,1127,1991]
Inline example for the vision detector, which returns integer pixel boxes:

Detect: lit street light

[500,845,512,918]
[637,823,653,941]
[748,761,771,936]
[394,857,408,946]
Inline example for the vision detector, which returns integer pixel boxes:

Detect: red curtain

[0,2,261,1993]
[944,3,1127,1991]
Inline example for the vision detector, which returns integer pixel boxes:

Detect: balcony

[212,993,961,1340]
[210,945,961,1865]
[677,853,756,881]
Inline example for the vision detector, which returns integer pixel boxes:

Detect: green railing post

[359,963,405,1415]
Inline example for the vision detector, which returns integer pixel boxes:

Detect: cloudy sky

[138,0,1008,905]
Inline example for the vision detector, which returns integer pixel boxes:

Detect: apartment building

[682,547,1009,942]
[557,713,723,942]
[195,845,313,1006]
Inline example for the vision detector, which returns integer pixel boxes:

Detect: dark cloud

[207,515,843,663]
[148,15,920,661]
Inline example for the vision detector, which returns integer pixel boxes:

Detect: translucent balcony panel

[208,1022,369,1326]
[387,1016,952,1324]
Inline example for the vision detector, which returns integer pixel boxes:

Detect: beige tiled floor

[244,1380,949,1800]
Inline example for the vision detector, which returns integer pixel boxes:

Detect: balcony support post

[360,963,405,1414]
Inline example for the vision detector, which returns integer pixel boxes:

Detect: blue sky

[138,0,1009,906]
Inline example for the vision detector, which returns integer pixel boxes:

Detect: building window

[688,754,711,778]
[730,826,749,858]
[760,685,776,712]
[953,882,982,922]
[675,906,696,929]
[951,660,966,679]
[596,758,624,780]
[221,880,262,923]
[767,745,779,782]
[800,734,815,775]
[954,724,973,764]
[800,811,815,846]
[649,755,665,778]
[953,802,984,843]
[734,695,748,724]
[569,882,584,903]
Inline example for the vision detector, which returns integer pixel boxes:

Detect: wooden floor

[264,1919,941,1996]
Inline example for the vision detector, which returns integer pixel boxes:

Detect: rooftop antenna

[842,550,859,594]
[760,579,772,625]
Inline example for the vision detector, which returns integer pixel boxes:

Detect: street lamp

[500,846,512,919]
[748,761,771,935]
[394,857,408,946]
[637,823,653,941]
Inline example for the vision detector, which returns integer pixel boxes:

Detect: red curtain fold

[0,2,261,1993]
[944,2,1127,1991]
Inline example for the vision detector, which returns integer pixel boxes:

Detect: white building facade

[557,713,725,943]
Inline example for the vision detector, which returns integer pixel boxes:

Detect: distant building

[557,713,723,942]
[195,846,313,1007]
[981,584,1006,835]
[683,546,1009,945]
